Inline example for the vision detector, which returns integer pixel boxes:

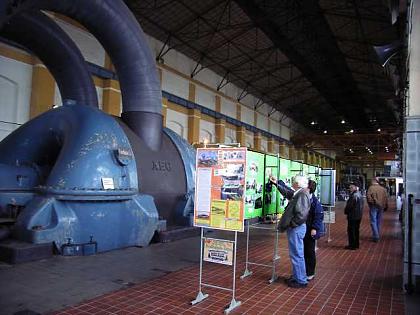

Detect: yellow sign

[194,148,246,232]
[203,238,234,265]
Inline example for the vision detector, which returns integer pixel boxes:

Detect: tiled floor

[53,202,404,315]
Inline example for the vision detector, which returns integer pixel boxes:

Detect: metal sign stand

[191,228,241,314]
[240,220,280,283]
[323,205,334,243]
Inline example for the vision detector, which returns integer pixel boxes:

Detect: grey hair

[293,175,308,189]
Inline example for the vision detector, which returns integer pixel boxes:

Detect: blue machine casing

[0,102,159,252]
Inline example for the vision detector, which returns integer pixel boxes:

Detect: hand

[269,176,277,184]
[311,229,316,237]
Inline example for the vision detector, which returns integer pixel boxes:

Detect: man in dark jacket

[270,175,311,288]
[344,181,364,250]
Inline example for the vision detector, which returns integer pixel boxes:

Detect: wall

[0,12,335,165]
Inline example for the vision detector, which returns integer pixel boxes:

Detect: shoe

[344,246,356,250]
[307,275,315,281]
[372,239,379,243]
[285,277,295,285]
[288,281,307,288]
[284,276,294,284]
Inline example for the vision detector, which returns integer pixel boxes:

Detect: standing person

[270,175,311,288]
[367,178,388,242]
[304,180,324,281]
[344,181,364,250]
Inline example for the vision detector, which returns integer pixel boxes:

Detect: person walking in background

[270,175,311,288]
[367,177,388,242]
[304,180,324,281]
[344,181,364,250]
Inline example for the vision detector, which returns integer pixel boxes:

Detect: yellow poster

[225,219,242,231]
[194,147,246,232]
[210,200,226,229]
[227,200,241,219]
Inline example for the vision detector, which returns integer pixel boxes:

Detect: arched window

[167,120,185,138]
[200,129,213,143]
[225,135,234,144]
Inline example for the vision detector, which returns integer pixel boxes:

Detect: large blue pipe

[1,10,98,107]
[1,0,163,150]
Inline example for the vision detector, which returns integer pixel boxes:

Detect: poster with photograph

[203,238,234,265]
[194,147,246,232]
[244,151,264,219]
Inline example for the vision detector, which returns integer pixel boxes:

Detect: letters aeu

[152,160,172,172]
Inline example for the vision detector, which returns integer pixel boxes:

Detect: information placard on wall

[194,147,246,232]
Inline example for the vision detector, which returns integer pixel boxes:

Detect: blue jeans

[369,206,383,240]
[287,224,307,284]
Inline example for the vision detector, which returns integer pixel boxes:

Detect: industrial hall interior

[1,0,420,314]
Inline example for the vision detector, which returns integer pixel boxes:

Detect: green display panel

[290,161,303,176]
[303,164,309,177]
[308,165,317,181]
[244,151,265,218]
[278,158,292,211]
[263,154,283,215]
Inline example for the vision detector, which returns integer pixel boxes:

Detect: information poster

[323,210,336,223]
[194,148,246,232]
[203,238,234,265]
[244,151,264,219]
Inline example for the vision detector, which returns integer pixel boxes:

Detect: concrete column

[104,53,115,72]
[188,83,196,102]
[289,146,296,160]
[102,79,121,116]
[162,97,168,128]
[303,150,309,164]
[236,103,241,120]
[279,143,287,158]
[267,138,275,153]
[158,68,163,86]
[215,95,222,113]
[254,132,262,151]
[215,118,226,143]
[30,61,55,118]
[404,1,420,285]
[188,108,201,144]
[236,126,246,147]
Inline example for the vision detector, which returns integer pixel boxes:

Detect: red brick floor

[53,202,404,315]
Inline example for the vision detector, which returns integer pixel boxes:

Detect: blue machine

[0,0,197,256]
[0,101,159,252]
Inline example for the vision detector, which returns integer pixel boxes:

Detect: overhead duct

[1,10,98,107]
[2,0,163,150]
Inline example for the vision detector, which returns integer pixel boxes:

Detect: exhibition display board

[194,147,246,232]
[192,146,245,314]
[244,151,265,219]
[264,154,281,215]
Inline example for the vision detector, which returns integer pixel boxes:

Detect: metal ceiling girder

[234,0,373,128]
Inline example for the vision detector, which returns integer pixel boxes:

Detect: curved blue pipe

[1,0,163,150]
[1,11,98,107]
